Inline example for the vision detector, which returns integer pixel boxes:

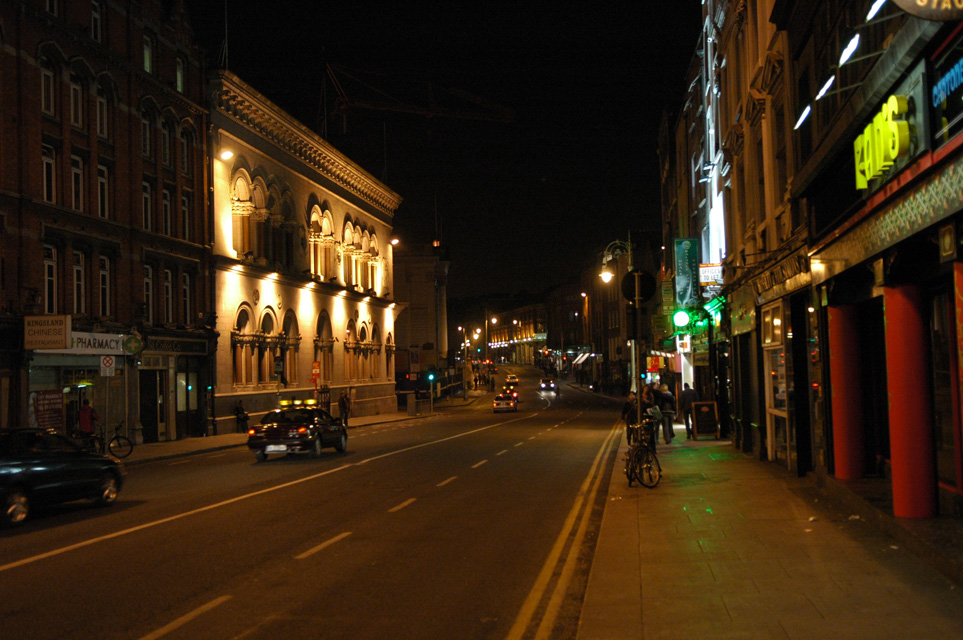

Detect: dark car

[1,428,126,526]
[247,404,347,462]
[539,378,556,390]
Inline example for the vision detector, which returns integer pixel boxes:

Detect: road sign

[100,355,115,377]
[274,355,284,375]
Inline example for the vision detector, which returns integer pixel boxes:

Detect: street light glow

[599,270,614,283]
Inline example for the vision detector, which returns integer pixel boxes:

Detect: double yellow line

[506,423,621,640]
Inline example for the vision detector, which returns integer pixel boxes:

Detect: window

[42,146,56,203]
[179,130,191,175]
[181,273,191,323]
[96,86,108,138]
[91,1,103,43]
[161,121,171,166]
[69,75,83,127]
[141,109,152,158]
[142,182,152,230]
[98,256,110,317]
[176,58,185,93]
[143,265,154,324]
[72,251,85,314]
[71,156,84,212]
[41,60,55,116]
[162,190,172,235]
[143,35,153,74]
[97,165,109,218]
[181,192,191,241]
[163,269,173,323]
[43,245,57,314]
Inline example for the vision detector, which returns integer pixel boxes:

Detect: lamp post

[600,232,645,395]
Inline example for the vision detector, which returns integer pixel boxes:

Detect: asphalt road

[0,367,623,640]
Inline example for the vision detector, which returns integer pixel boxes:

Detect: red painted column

[884,285,936,518]
[828,305,864,479]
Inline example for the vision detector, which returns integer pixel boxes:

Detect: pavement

[117,383,963,639]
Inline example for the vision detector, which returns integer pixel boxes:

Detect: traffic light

[427,372,435,382]
[672,309,692,328]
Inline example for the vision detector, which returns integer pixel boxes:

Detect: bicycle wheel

[108,435,134,458]
[634,446,662,488]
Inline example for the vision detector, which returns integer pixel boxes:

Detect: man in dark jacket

[679,383,700,439]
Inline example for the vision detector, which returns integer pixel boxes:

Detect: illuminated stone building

[209,71,400,428]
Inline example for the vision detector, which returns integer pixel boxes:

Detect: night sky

[187,2,703,300]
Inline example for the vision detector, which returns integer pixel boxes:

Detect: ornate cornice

[211,71,402,218]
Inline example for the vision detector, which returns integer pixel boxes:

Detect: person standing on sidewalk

[234,400,249,433]
[338,390,351,428]
[620,391,639,445]
[659,383,676,444]
[679,382,700,439]
[78,399,99,435]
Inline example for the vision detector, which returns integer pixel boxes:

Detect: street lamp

[599,232,645,395]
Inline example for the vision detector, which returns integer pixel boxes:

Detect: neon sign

[854,95,910,189]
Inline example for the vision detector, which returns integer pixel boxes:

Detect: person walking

[338,390,351,428]
[659,383,676,444]
[234,399,249,433]
[78,399,99,435]
[680,382,700,439]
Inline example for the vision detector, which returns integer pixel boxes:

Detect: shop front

[29,331,132,437]
[138,334,213,442]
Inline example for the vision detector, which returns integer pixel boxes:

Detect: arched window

[232,307,255,386]
[314,311,334,385]
[385,333,394,380]
[282,311,300,385]
[358,325,370,379]
[371,324,382,380]
[345,318,358,380]
[258,312,277,385]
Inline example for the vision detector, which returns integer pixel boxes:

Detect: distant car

[505,374,519,385]
[0,428,126,526]
[493,394,517,413]
[540,378,556,390]
[247,404,347,462]
[502,385,519,399]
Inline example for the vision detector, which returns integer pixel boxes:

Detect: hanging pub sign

[894,1,963,21]
[674,238,700,308]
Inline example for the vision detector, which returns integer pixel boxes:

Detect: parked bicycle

[73,421,134,459]
[625,416,661,488]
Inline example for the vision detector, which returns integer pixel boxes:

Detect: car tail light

[298,427,308,434]
[248,428,256,436]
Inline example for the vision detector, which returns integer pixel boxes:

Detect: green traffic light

[672,309,691,328]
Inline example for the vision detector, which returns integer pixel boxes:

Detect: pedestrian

[680,382,701,439]
[78,398,99,435]
[338,390,351,428]
[640,385,660,450]
[620,391,639,445]
[659,383,676,444]
[234,399,249,433]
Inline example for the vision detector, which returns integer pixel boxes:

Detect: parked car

[1,428,126,526]
[539,378,556,390]
[493,394,517,413]
[247,402,347,462]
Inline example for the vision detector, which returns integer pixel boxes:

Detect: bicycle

[73,421,134,459]
[625,418,661,488]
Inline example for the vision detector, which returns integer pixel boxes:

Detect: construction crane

[323,63,515,135]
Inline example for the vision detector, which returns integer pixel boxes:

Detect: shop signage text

[894,0,963,21]
[24,315,71,350]
[699,263,723,286]
[854,95,910,189]
[38,331,125,354]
